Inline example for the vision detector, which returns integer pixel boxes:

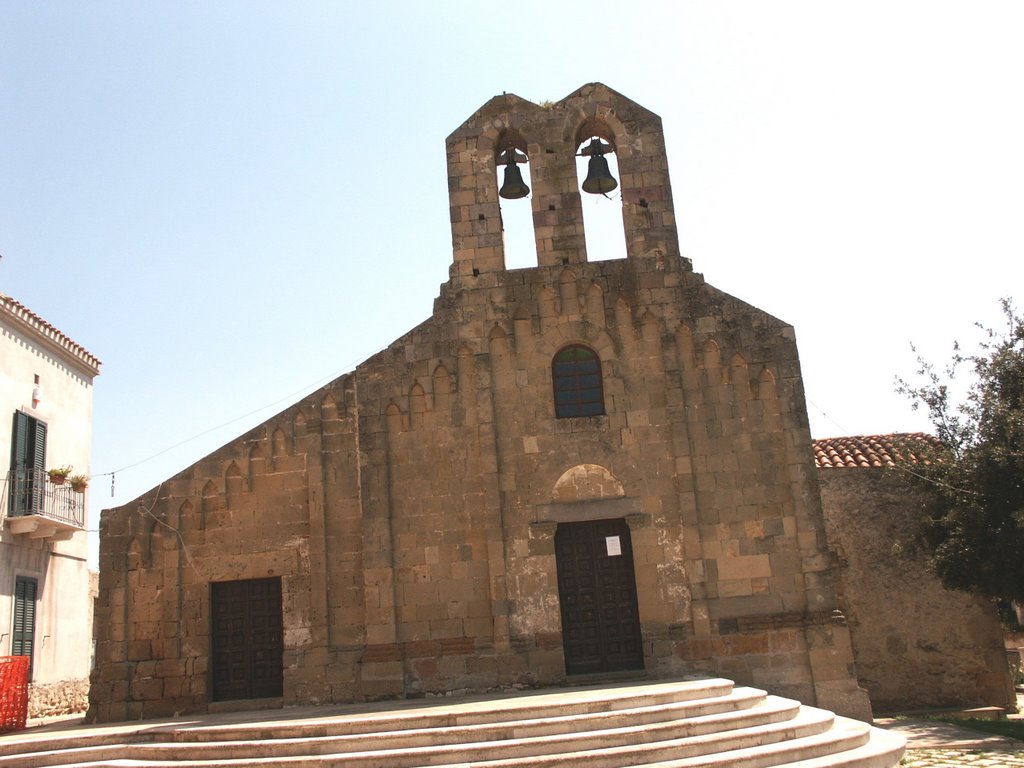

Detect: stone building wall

[88,83,870,723]
[819,467,1014,711]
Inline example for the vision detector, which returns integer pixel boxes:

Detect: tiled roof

[813,433,942,469]
[0,293,101,375]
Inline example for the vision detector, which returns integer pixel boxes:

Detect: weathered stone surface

[28,678,89,719]
[820,467,1014,711]
[88,83,871,723]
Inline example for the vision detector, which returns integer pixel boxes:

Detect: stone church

[89,83,877,723]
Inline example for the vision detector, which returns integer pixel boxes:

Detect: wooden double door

[555,519,644,676]
[210,577,283,701]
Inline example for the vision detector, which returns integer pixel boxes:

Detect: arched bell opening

[494,131,538,269]
[575,130,626,263]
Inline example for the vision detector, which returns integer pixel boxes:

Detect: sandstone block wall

[820,468,1014,711]
[88,83,870,723]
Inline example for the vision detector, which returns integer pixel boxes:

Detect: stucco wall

[1,306,96,691]
[819,467,1014,711]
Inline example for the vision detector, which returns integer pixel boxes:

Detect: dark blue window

[553,345,605,418]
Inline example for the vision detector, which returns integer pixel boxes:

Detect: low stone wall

[28,678,89,719]
[820,468,1014,712]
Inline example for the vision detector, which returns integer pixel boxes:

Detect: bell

[582,153,618,195]
[499,156,529,199]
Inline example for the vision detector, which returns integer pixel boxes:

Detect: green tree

[897,299,1024,603]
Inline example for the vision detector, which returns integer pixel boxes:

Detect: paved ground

[877,718,1024,766]
[876,692,1024,766]
[901,751,1024,766]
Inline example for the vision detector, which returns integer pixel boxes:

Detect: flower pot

[49,475,67,486]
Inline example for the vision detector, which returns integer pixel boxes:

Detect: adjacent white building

[1,293,100,716]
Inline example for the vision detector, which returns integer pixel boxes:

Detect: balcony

[5,469,85,540]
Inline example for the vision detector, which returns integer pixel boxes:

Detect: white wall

[1,310,97,684]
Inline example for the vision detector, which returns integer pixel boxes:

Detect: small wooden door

[555,519,644,675]
[210,577,283,701]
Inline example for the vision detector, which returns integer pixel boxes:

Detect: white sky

[2,2,1022,567]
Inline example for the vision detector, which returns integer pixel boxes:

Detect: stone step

[631,716,874,767]
[0,679,905,768]
[137,689,788,761]
[0,678,741,761]
[766,726,908,768]
[172,678,744,742]
[11,696,805,767]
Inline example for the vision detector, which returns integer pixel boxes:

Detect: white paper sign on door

[606,536,622,556]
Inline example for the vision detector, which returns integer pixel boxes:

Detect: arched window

[552,345,604,418]
[495,132,537,269]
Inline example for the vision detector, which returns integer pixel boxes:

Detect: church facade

[88,84,872,723]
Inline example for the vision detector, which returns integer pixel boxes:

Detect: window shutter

[10,412,46,471]
[11,411,29,471]
[10,413,46,515]
[13,577,37,679]
[32,420,46,472]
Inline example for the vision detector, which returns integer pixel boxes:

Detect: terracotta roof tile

[0,293,101,375]
[813,433,942,469]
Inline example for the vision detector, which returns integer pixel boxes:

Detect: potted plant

[47,466,72,485]
[69,474,89,493]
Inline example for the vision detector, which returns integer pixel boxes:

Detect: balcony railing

[5,468,85,530]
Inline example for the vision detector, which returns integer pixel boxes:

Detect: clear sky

[2,2,1022,567]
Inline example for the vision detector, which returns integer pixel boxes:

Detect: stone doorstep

[0,679,905,768]
[154,687,777,747]
[766,727,907,768]
[186,711,837,766]
[192,678,743,737]
[1,706,848,768]
[15,694,800,764]
[0,678,740,756]
[0,708,902,768]
[0,680,755,759]
[613,716,873,768]
[207,696,283,715]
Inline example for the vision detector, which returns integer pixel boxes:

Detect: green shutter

[10,412,46,471]
[11,411,29,472]
[9,412,46,515]
[32,420,46,473]
[13,577,37,679]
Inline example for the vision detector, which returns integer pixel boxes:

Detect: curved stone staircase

[0,678,904,767]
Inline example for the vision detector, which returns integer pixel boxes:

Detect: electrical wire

[90,350,377,484]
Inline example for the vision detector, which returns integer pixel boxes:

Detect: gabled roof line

[1,293,102,376]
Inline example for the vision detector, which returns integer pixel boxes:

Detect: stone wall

[28,679,90,719]
[819,467,1014,711]
[88,83,870,723]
